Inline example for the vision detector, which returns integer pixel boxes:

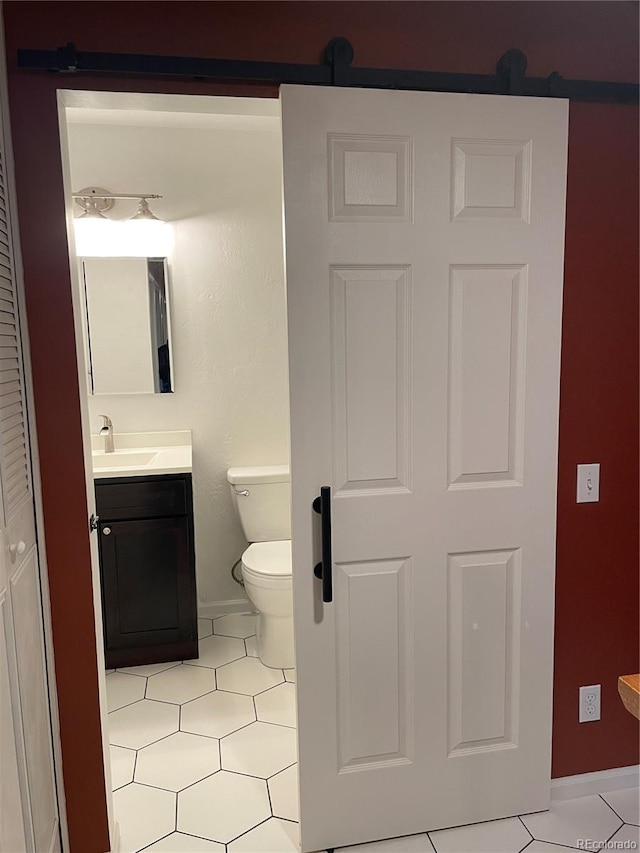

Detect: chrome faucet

[99,415,115,454]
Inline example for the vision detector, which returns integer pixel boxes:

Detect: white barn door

[282,85,568,853]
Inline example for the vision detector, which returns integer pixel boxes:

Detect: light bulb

[118,219,174,256]
[74,217,173,257]
[74,216,119,257]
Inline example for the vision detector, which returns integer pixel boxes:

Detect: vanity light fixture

[73,187,118,256]
[129,197,161,222]
[72,187,173,257]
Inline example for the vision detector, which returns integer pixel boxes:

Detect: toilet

[227,465,294,669]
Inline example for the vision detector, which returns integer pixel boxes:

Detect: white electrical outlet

[579,684,601,722]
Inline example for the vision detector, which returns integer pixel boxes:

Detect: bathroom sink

[91,431,192,478]
[92,451,158,470]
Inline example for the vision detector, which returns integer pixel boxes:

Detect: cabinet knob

[103,527,112,536]
[10,541,26,556]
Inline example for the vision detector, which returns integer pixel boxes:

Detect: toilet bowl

[227,465,294,670]
[241,540,293,669]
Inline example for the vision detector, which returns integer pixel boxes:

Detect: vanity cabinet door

[99,516,197,668]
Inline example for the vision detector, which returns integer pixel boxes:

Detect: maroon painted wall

[3,3,638,851]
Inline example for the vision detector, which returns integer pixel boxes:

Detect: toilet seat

[242,540,292,588]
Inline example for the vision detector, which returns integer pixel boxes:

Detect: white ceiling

[63,92,280,132]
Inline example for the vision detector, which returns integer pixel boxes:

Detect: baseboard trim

[198,598,253,619]
[551,765,639,801]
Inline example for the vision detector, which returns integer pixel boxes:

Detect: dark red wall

[3,4,638,851]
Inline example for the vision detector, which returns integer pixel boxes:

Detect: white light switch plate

[577,463,600,503]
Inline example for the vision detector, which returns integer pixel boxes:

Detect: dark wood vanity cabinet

[95,473,198,669]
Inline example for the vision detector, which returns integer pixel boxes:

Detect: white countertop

[91,430,192,479]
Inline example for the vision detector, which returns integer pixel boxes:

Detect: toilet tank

[227,465,291,542]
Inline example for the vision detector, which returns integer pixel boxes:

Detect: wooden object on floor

[618,674,640,720]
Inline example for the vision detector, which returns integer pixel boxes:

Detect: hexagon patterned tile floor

[213,613,258,638]
[105,671,146,712]
[339,834,434,853]
[601,786,640,825]
[608,824,640,850]
[198,618,214,640]
[220,721,297,778]
[254,682,296,728]
[109,699,179,750]
[180,689,256,739]
[186,633,247,670]
[109,745,136,791]
[117,661,181,678]
[226,817,299,852]
[107,611,640,853]
[519,794,623,849]
[268,764,298,822]
[144,832,225,852]
[135,731,220,791]
[146,663,216,704]
[177,771,271,843]
[244,635,258,657]
[429,816,531,853]
[113,783,176,853]
[216,655,284,695]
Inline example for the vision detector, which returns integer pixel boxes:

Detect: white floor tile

[608,823,640,849]
[198,618,213,640]
[109,699,179,749]
[106,672,146,712]
[268,764,299,822]
[117,662,180,678]
[284,668,295,683]
[255,682,296,728]
[524,842,580,851]
[600,787,640,825]
[113,782,176,853]
[216,656,284,695]
[221,721,297,778]
[186,634,246,670]
[520,795,623,849]
[228,817,299,852]
[213,613,256,639]
[109,745,136,791]
[429,817,531,853]
[245,636,258,657]
[135,732,220,792]
[146,663,216,705]
[340,834,435,852]
[144,832,224,852]
[181,690,255,739]
[177,770,270,843]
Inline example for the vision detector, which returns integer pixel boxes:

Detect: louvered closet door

[0,49,61,853]
[0,184,29,509]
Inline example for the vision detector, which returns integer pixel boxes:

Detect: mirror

[81,257,174,395]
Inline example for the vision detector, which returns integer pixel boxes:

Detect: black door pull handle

[313,486,333,603]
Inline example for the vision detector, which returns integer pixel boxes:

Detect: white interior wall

[66,114,289,606]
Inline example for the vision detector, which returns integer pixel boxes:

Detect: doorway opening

[59,90,298,852]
